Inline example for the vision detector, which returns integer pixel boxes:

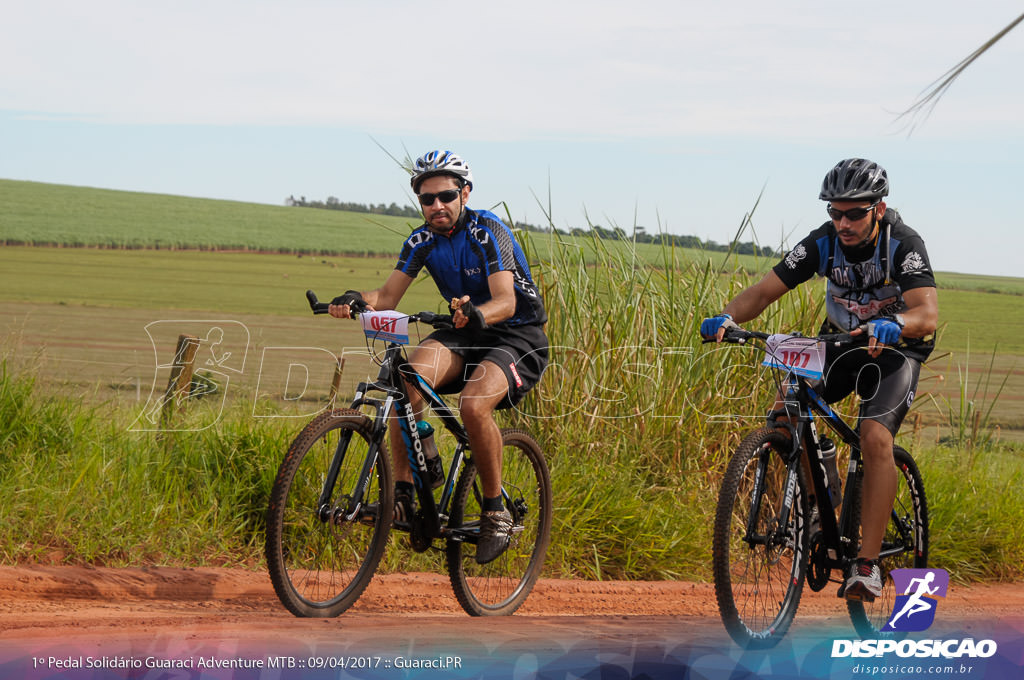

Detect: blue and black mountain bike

[265,291,552,617]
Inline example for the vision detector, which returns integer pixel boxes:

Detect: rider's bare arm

[452,270,516,328]
[722,271,790,324]
[852,284,938,356]
[328,270,414,319]
[897,286,938,339]
[367,270,415,311]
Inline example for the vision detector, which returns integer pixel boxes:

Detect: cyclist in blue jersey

[328,150,548,564]
[701,158,938,601]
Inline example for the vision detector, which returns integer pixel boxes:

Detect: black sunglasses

[827,204,877,222]
[418,189,461,206]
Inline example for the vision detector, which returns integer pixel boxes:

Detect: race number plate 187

[360,311,410,345]
[762,334,826,380]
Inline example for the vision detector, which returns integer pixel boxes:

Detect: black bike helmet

[819,158,889,202]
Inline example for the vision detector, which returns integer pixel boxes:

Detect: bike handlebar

[705,326,867,347]
[306,289,332,314]
[305,290,454,330]
[414,310,456,329]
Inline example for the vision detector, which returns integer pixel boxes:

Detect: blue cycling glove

[701,313,738,339]
[867,317,903,345]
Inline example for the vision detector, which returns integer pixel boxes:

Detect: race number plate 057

[762,334,825,380]
[360,311,410,345]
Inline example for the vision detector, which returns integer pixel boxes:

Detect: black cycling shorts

[425,323,549,410]
[818,344,922,436]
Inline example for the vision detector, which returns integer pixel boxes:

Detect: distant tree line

[285,195,422,219]
[287,197,778,257]
[512,222,779,257]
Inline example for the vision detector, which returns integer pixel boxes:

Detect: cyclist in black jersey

[328,150,549,564]
[701,158,938,601]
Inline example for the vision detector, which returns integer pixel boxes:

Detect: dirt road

[1,566,1022,679]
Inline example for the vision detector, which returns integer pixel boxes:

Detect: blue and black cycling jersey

[395,208,547,327]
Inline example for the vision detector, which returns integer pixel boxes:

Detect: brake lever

[417,311,455,330]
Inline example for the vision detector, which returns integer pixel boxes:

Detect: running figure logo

[882,568,949,632]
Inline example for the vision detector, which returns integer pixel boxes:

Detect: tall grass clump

[0,364,289,566]
[506,226,1024,582]
[909,345,1024,582]
[918,445,1024,581]
[926,342,1013,451]
[507,228,823,579]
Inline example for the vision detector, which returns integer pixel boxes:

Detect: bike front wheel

[847,445,929,637]
[446,429,552,616]
[265,409,393,617]
[713,427,809,649]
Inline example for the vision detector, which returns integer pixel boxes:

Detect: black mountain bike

[709,327,928,648]
[265,291,552,617]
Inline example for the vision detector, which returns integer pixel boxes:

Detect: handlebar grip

[306,290,331,315]
[417,311,455,329]
[702,328,770,344]
[721,328,753,344]
[816,325,870,345]
[306,289,369,317]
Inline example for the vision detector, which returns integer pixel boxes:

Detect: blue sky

[2,1,1022,277]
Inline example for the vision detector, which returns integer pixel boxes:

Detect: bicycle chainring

[407,512,433,553]
[807,530,831,592]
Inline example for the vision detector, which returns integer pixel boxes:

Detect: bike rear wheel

[265,409,393,617]
[713,427,809,648]
[446,429,552,616]
[847,445,928,637]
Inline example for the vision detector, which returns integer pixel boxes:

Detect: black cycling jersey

[773,209,936,362]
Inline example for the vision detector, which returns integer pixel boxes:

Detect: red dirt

[1,565,1021,641]
[1,566,1021,680]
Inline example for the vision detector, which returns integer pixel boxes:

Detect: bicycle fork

[316,415,385,527]
[314,379,399,528]
[744,448,801,550]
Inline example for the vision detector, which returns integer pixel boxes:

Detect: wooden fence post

[160,334,200,427]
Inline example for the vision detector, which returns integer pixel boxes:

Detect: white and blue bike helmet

[410,150,474,193]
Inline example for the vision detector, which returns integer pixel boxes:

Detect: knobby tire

[847,445,929,637]
[446,429,552,616]
[713,427,809,649]
[265,409,393,617]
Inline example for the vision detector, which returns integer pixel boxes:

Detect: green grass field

[0,178,418,254]
[1,177,779,271]
[2,180,1023,581]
